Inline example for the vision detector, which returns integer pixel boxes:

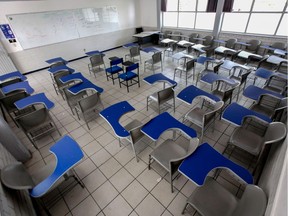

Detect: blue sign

[0,24,15,39]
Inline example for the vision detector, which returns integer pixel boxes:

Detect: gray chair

[182,176,267,216]
[203,35,214,47]
[214,38,237,58]
[263,75,288,95]
[75,92,104,130]
[144,51,163,74]
[211,80,238,106]
[246,39,262,53]
[88,54,106,77]
[63,87,87,115]
[250,95,287,120]
[164,42,177,58]
[266,41,286,55]
[224,116,287,174]
[147,84,176,114]
[52,70,71,98]
[174,59,196,85]
[275,61,287,75]
[122,119,145,162]
[16,107,61,150]
[183,96,224,141]
[149,136,199,192]
[125,46,141,63]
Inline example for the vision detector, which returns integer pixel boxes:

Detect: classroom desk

[178,143,253,186]
[143,73,177,87]
[200,73,239,86]
[45,57,68,65]
[99,101,135,138]
[237,51,263,60]
[141,112,197,141]
[14,93,54,110]
[266,55,288,65]
[214,46,237,55]
[1,81,34,95]
[123,43,139,48]
[133,31,160,45]
[243,85,285,101]
[85,50,105,57]
[274,49,287,56]
[59,72,87,84]
[47,65,75,74]
[177,85,220,105]
[221,102,272,126]
[0,71,27,82]
[141,47,160,53]
[67,80,104,95]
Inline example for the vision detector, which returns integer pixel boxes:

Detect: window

[162,0,287,36]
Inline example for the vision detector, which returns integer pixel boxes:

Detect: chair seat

[150,139,187,171]
[230,128,264,155]
[186,177,238,216]
[106,66,123,74]
[118,71,137,80]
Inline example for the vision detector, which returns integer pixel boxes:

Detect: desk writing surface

[266,55,288,65]
[214,46,236,54]
[59,72,87,84]
[177,85,220,105]
[274,49,287,56]
[178,143,253,186]
[0,71,26,82]
[123,43,138,48]
[161,38,177,44]
[99,101,135,138]
[243,85,285,101]
[172,52,194,61]
[143,73,177,87]
[200,73,239,86]
[46,57,68,65]
[14,93,54,110]
[222,102,272,126]
[141,112,197,141]
[220,60,250,71]
[237,51,262,60]
[1,81,34,95]
[177,40,194,46]
[68,80,104,95]
[48,65,75,74]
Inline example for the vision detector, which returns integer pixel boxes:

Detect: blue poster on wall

[0,24,15,39]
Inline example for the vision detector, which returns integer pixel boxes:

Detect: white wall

[139,0,158,29]
[0,0,141,73]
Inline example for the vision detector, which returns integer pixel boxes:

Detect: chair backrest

[241,116,269,137]
[50,61,66,68]
[247,39,261,52]
[63,87,86,107]
[169,42,178,51]
[130,46,140,58]
[203,100,224,127]
[78,93,101,113]
[157,86,175,103]
[226,38,237,49]
[185,59,195,71]
[271,41,286,50]
[53,70,71,87]
[275,61,287,75]
[203,35,214,46]
[152,52,162,64]
[189,33,199,43]
[163,30,172,39]
[16,107,51,131]
[90,54,104,67]
[171,31,182,41]
[232,185,267,216]
[129,123,145,145]
[264,75,287,93]
[264,121,287,144]
[213,80,238,102]
[110,57,123,66]
[1,91,29,112]
[256,94,282,111]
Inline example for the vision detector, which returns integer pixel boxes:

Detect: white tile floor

[9,44,263,216]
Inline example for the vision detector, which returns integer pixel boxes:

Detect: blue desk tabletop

[1,81,34,95]
[143,73,177,87]
[85,50,105,57]
[254,67,274,80]
[123,43,138,48]
[99,101,135,138]
[196,56,214,65]
[200,73,239,86]
[46,57,68,65]
[141,47,160,53]
[222,102,272,126]
[178,143,253,186]
[48,65,75,74]
[177,85,220,105]
[14,93,55,110]
[141,112,197,141]
[59,72,87,84]
[243,85,285,101]
[68,80,104,95]
[0,71,27,82]
[30,135,84,198]
[274,49,287,56]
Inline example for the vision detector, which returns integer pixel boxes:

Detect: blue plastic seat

[105,57,123,84]
[118,63,140,92]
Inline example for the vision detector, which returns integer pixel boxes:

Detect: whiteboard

[7,6,119,49]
